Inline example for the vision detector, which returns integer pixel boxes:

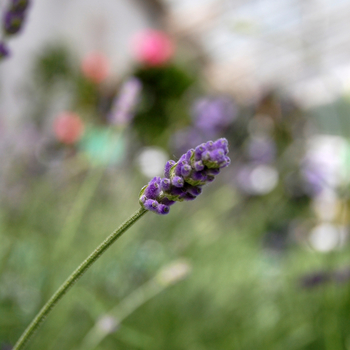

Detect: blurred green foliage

[2,43,350,350]
[1,168,350,350]
[133,65,195,147]
[34,45,74,87]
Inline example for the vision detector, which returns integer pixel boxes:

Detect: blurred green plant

[133,65,195,147]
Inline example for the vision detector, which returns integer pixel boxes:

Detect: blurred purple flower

[300,271,331,289]
[108,77,142,126]
[301,136,344,196]
[247,137,276,163]
[300,266,350,289]
[0,42,10,59]
[192,96,236,136]
[3,0,31,36]
[171,127,207,155]
[11,0,30,11]
[236,163,278,195]
[301,159,329,196]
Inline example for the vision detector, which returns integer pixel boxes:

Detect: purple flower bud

[202,149,230,169]
[161,178,171,191]
[164,160,175,178]
[193,161,204,171]
[180,192,196,201]
[143,199,158,212]
[156,204,170,215]
[172,176,184,188]
[201,150,210,162]
[144,177,161,199]
[213,138,229,154]
[186,149,193,161]
[206,141,215,151]
[178,154,187,162]
[174,161,185,176]
[181,164,191,177]
[210,149,225,163]
[140,195,147,203]
[194,144,206,161]
[186,185,202,196]
[220,156,230,168]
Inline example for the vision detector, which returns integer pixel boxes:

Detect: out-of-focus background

[2,0,350,349]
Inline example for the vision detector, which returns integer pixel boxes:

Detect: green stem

[13,207,148,350]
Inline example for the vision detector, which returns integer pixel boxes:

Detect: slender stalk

[13,207,147,350]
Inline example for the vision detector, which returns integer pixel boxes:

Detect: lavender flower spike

[139,138,230,214]
[109,77,142,126]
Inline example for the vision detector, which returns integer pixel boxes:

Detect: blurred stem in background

[52,124,128,262]
[53,166,105,259]
[12,207,147,350]
[79,259,191,350]
[0,238,15,280]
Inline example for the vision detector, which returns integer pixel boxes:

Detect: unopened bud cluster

[139,138,230,214]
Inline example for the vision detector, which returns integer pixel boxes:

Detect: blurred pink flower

[54,112,84,145]
[132,29,174,66]
[81,52,110,84]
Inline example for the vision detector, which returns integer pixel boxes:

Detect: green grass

[1,166,350,350]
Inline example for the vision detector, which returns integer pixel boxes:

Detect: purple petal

[164,160,175,178]
[214,138,229,154]
[160,178,171,191]
[210,149,225,163]
[156,204,170,215]
[181,164,192,177]
[194,161,204,171]
[143,199,158,212]
[144,177,161,199]
[186,149,193,161]
[194,144,206,161]
[205,141,215,151]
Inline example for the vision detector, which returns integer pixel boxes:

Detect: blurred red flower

[54,112,84,145]
[132,29,174,66]
[81,52,110,84]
